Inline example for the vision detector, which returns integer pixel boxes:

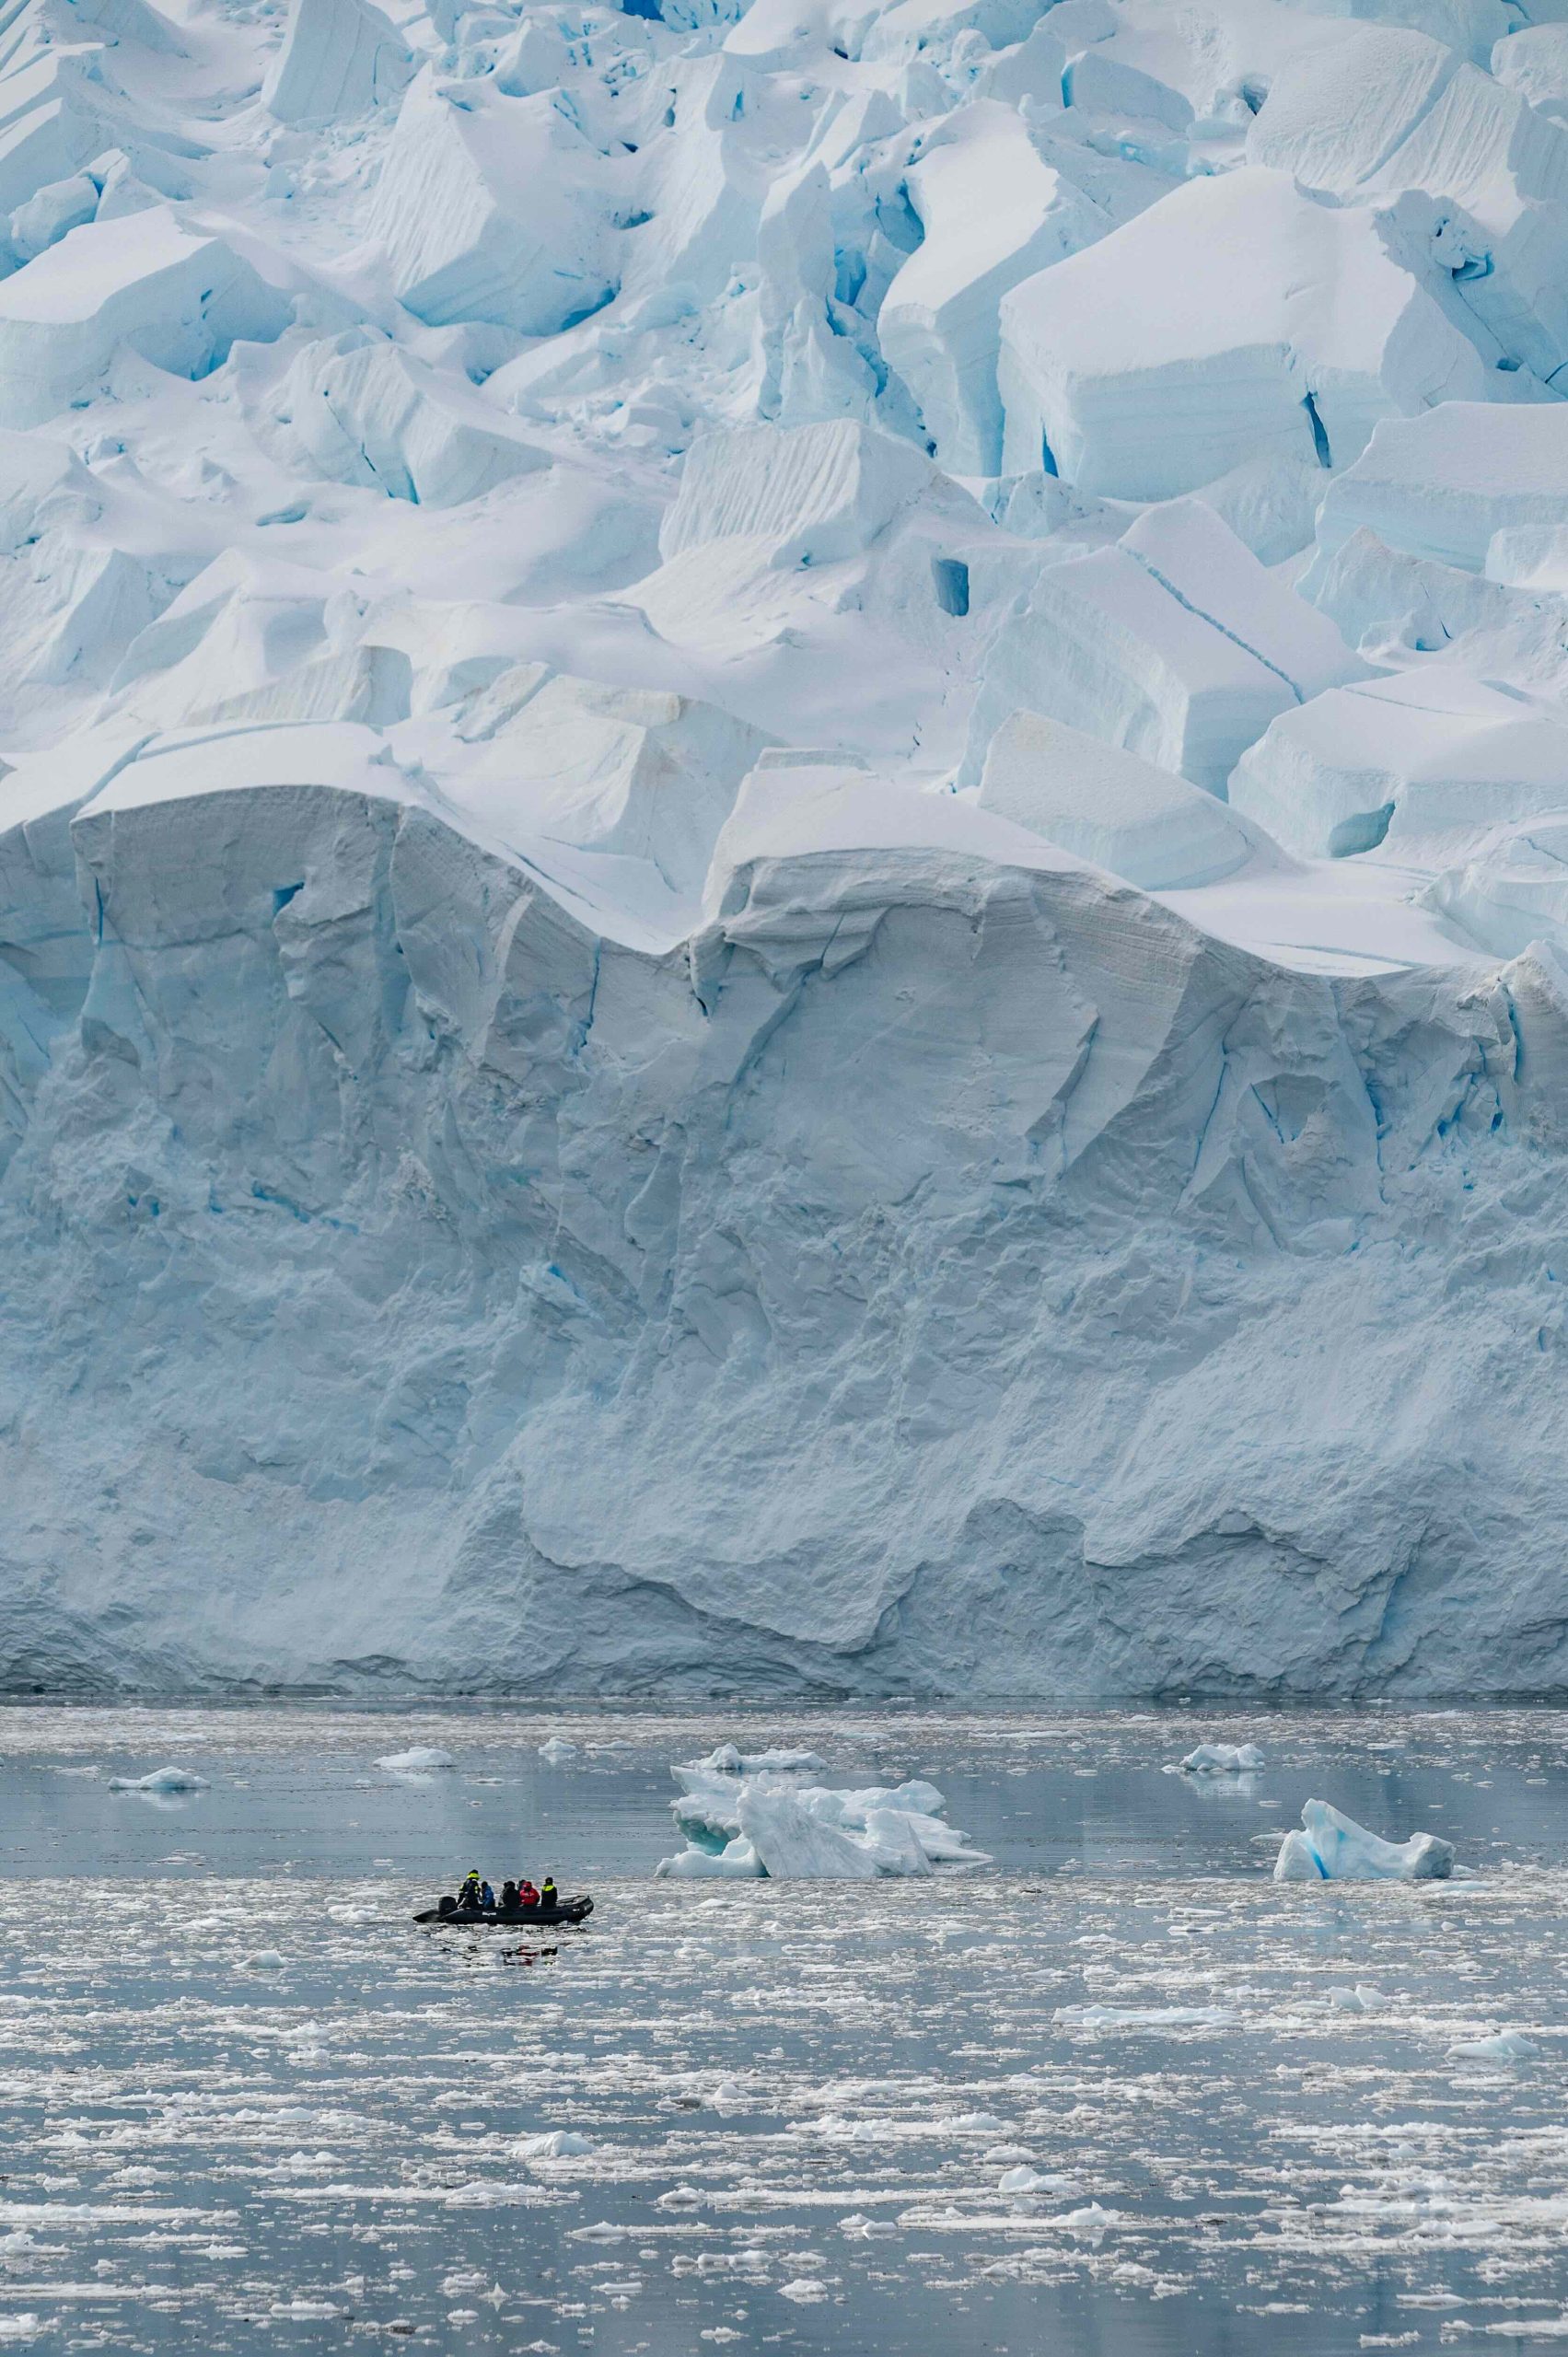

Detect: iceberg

[376,1746,457,1773]
[656,1756,991,1879]
[1178,1744,1266,1773]
[1447,2028,1538,2061]
[108,1764,210,1791]
[1272,1800,1458,1883]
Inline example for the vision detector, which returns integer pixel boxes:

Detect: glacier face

[2,0,1568,1692]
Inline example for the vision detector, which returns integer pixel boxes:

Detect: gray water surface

[3,1702,1568,2354]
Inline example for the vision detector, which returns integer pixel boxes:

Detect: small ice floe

[656,1755,989,1880]
[243,1950,286,1970]
[673,1743,827,1783]
[1328,1985,1388,2013]
[376,1746,456,1774]
[1446,2028,1539,2063]
[515,2131,592,2160]
[1175,1742,1265,1773]
[812,2115,885,2144]
[778,2280,829,2304]
[1273,1798,1457,1882]
[108,1764,209,1792]
[999,2165,1085,2197]
[537,1737,578,1764]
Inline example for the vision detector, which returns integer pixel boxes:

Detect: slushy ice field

[3,1709,1568,2352]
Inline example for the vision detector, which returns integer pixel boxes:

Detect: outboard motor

[437,1894,457,1916]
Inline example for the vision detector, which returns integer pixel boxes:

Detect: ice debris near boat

[6,0,1568,1700]
[107,1764,210,1792]
[1273,1799,1458,1883]
[1176,1743,1266,1774]
[656,1752,990,1879]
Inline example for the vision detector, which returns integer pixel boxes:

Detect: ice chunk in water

[1273,1798,1457,1882]
[376,1747,456,1773]
[1447,2028,1538,2062]
[672,1743,827,1784]
[537,1737,578,1764]
[656,1757,990,1879]
[1179,1743,1266,1773]
[108,1763,209,1791]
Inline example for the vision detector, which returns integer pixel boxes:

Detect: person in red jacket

[517,1878,540,1908]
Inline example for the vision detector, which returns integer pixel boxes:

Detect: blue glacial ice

[0,0,1564,1694]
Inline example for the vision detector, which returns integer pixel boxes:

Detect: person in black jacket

[540,1876,558,1909]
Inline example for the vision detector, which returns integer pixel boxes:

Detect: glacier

[1,0,1568,1695]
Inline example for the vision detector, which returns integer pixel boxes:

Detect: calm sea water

[2,1701,1567,2354]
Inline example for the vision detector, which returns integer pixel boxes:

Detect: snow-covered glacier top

[1,0,1567,1696]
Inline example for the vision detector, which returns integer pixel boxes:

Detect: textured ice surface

[2,0,1568,1693]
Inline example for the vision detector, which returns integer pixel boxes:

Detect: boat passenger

[480,1879,495,1909]
[501,1879,518,1910]
[459,1868,482,1909]
[518,1879,540,1908]
[540,1876,558,1909]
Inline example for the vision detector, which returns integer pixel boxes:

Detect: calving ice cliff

[0,0,1565,1691]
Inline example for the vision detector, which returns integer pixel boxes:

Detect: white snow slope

[2,0,1568,1696]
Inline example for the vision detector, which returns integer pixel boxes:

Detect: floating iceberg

[1178,1744,1266,1773]
[536,1737,578,1764]
[107,1764,209,1792]
[1272,1800,1457,1883]
[516,2131,593,2159]
[1447,2028,1538,2062]
[656,1756,990,1880]
[670,1744,827,1787]
[376,1747,457,1774]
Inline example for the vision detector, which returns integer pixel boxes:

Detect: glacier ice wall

[1,0,1567,1692]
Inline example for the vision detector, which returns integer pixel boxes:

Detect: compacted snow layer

[1,0,1568,1691]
